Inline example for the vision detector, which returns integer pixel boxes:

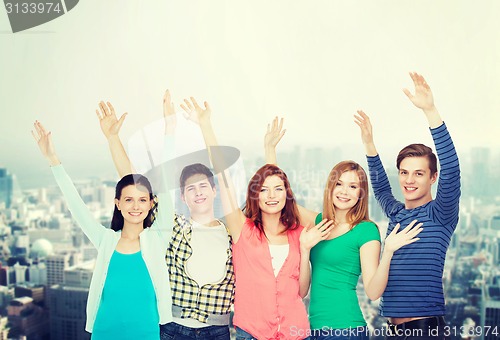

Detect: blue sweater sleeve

[150,135,175,249]
[366,155,404,218]
[429,123,461,227]
[51,164,105,248]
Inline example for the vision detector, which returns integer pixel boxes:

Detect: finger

[37,121,48,136]
[204,101,211,111]
[267,123,270,134]
[183,99,194,111]
[409,72,417,85]
[408,227,423,238]
[164,89,171,103]
[404,219,420,230]
[322,225,334,234]
[33,122,41,138]
[406,237,420,245]
[402,88,413,100]
[272,116,278,131]
[356,110,369,119]
[31,130,39,142]
[276,129,286,143]
[390,224,401,235]
[278,117,284,132]
[190,97,200,110]
[180,103,189,114]
[107,102,116,116]
[319,220,335,231]
[353,115,364,124]
[99,101,109,116]
[116,113,127,130]
[96,109,102,120]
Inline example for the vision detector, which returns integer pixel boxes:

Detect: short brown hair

[322,161,370,229]
[396,144,437,177]
[180,163,215,194]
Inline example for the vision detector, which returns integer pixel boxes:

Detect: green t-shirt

[309,214,380,330]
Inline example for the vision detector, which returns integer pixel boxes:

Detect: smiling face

[398,156,438,209]
[332,170,361,213]
[258,175,286,216]
[181,173,216,217]
[114,184,153,227]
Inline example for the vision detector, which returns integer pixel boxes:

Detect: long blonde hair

[322,161,370,229]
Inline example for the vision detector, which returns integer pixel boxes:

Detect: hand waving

[96,101,127,139]
[180,97,211,125]
[300,219,334,251]
[353,110,374,145]
[32,121,60,166]
[384,220,423,254]
[403,72,435,111]
[264,116,286,150]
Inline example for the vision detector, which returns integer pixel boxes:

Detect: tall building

[481,283,500,340]
[7,296,49,339]
[46,252,81,287]
[49,261,94,340]
[0,168,13,209]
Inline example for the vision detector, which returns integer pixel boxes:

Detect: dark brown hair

[397,144,437,177]
[244,164,300,234]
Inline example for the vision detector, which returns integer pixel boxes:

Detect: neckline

[114,250,141,255]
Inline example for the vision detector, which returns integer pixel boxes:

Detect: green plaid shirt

[166,213,235,324]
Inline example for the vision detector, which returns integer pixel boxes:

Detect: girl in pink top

[180,97,334,340]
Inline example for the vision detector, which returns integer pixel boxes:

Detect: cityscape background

[0,141,500,339]
[1,0,500,339]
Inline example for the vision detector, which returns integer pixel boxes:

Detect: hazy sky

[1,1,499,188]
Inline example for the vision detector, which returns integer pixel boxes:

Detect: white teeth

[266,201,279,205]
[405,187,417,191]
[129,212,141,216]
[336,197,350,202]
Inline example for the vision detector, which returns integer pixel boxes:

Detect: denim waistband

[161,322,229,338]
[387,316,447,334]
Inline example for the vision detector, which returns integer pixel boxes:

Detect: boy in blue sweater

[355,73,460,340]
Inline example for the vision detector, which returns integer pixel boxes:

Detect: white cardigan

[51,165,173,333]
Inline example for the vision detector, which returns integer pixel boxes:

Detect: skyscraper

[0,168,13,209]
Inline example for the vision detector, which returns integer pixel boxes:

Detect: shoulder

[353,221,381,242]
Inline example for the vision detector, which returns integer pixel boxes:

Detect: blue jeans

[311,326,369,340]
[236,327,311,340]
[235,327,256,340]
[160,322,230,340]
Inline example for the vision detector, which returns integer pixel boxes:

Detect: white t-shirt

[269,244,289,277]
[174,219,231,328]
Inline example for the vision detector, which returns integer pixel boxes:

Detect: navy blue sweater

[367,122,461,317]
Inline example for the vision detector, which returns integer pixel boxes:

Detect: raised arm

[263,117,318,228]
[151,90,177,247]
[264,117,286,165]
[404,73,460,226]
[360,220,422,300]
[96,101,132,177]
[181,97,246,242]
[403,72,443,129]
[355,110,402,217]
[32,121,105,247]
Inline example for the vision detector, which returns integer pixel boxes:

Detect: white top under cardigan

[51,164,174,333]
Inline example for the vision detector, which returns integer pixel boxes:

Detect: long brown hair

[244,164,300,234]
[322,161,370,229]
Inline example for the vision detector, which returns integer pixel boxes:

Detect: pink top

[233,218,309,340]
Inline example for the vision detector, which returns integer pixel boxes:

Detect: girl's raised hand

[32,120,60,166]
